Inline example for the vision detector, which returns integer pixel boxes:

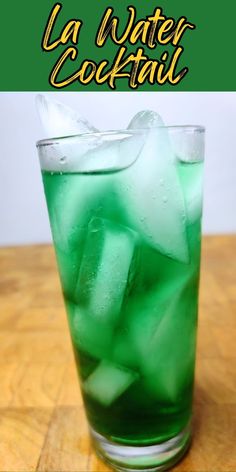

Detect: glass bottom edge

[90,423,191,471]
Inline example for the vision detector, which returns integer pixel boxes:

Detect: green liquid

[42,159,202,446]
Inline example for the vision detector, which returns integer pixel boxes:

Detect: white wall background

[0,92,235,246]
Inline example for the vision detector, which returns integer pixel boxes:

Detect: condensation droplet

[60,156,67,164]
[162,196,168,203]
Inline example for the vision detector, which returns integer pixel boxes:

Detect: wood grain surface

[0,237,235,472]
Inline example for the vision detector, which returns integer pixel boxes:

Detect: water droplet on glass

[159,178,164,186]
[60,156,67,164]
[162,196,168,203]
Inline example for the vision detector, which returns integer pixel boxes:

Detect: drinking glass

[37,125,204,471]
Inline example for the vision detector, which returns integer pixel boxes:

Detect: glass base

[90,423,191,471]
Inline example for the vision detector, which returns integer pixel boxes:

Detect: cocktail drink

[37,97,204,471]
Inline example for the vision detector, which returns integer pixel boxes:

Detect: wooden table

[0,236,235,472]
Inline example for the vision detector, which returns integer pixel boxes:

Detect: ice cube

[171,127,205,164]
[128,110,164,129]
[123,280,178,367]
[126,293,163,360]
[142,284,197,402]
[75,217,137,324]
[39,130,145,174]
[115,112,188,262]
[77,131,145,173]
[177,161,204,223]
[45,172,107,254]
[67,303,113,359]
[55,247,80,299]
[83,360,138,406]
[112,329,139,369]
[121,268,194,371]
[36,94,97,138]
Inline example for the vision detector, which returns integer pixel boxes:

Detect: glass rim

[36,125,205,147]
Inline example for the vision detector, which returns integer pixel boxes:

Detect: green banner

[1,0,235,91]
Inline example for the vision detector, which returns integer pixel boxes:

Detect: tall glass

[37,125,204,471]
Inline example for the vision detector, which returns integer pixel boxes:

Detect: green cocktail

[37,105,204,471]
